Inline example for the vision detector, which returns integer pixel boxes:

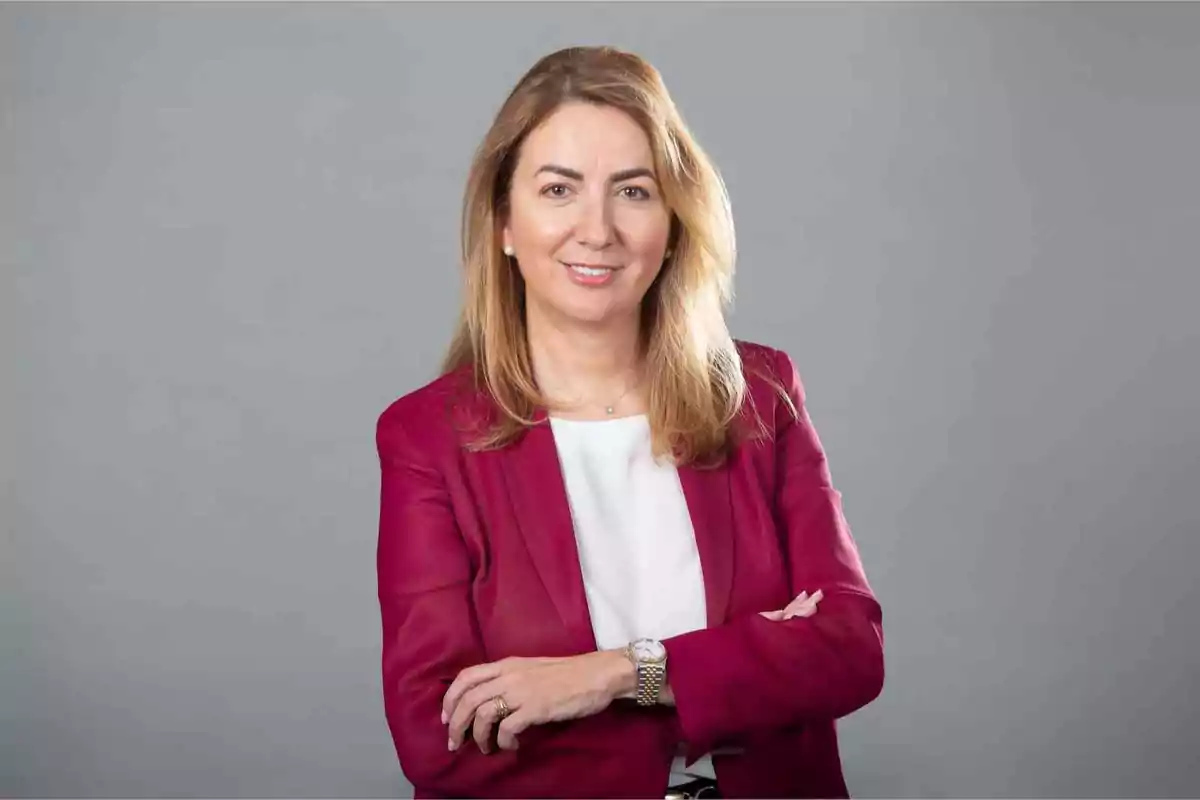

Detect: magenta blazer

[376,340,884,798]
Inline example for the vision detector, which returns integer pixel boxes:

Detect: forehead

[516,102,656,174]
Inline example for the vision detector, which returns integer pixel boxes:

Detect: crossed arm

[438,590,827,753]
[377,349,883,793]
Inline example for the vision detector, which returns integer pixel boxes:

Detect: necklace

[543,369,642,417]
[603,380,637,415]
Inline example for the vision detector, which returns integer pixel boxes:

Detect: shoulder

[375,364,482,463]
[734,338,805,403]
[728,339,809,450]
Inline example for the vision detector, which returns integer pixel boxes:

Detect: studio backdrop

[3,3,1198,797]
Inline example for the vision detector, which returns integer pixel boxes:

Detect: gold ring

[492,695,511,719]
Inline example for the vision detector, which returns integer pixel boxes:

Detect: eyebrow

[533,164,657,184]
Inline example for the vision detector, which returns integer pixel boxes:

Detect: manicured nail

[448,738,456,751]
[440,711,447,724]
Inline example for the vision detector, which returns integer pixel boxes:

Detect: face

[502,102,673,329]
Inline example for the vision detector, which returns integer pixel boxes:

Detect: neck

[525,306,644,414]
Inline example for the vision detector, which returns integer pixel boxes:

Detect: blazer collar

[502,420,598,653]
[501,417,734,653]
[677,462,734,628]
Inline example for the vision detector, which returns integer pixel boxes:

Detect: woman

[376,46,884,799]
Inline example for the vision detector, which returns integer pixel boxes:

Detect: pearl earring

[503,245,514,257]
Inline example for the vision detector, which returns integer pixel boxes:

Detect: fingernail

[447,738,456,751]
[440,711,447,724]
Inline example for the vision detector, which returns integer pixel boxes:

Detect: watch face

[632,639,666,661]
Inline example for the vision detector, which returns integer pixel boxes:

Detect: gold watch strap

[635,662,666,706]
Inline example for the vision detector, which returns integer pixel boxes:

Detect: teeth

[569,265,609,277]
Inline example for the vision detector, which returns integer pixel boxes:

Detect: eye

[540,183,573,198]
[619,185,652,200]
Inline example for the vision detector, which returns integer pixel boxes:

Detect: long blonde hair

[443,46,747,466]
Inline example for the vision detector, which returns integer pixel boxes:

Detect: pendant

[605,406,614,415]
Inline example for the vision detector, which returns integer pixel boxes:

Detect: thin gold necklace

[543,369,641,416]
[603,370,646,415]
[604,383,634,415]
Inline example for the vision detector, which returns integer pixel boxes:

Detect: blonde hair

[443,45,748,466]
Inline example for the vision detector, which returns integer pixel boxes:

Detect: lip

[561,262,622,270]
[561,261,621,287]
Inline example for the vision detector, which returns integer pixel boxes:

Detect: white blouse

[548,414,717,784]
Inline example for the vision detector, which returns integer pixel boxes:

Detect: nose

[574,191,615,250]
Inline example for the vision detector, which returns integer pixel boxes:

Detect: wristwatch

[625,638,668,706]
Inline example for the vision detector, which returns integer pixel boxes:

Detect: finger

[448,679,504,750]
[782,592,820,609]
[785,588,822,611]
[759,609,786,621]
[784,595,816,613]
[781,600,808,618]
[784,589,824,619]
[443,661,505,725]
[496,709,535,751]
[443,662,503,725]
[782,595,814,615]
[781,590,810,612]
[471,698,501,754]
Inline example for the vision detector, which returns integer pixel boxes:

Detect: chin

[527,287,638,329]
[560,307,617,326]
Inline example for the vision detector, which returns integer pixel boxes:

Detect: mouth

[560,261,623,287]
[561,261,622,277]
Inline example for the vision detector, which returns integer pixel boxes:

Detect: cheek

[621,212,672,262]
[508,203,571,252]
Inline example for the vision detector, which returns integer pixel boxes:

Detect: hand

[442,651,628,753]
[759,589,824,621]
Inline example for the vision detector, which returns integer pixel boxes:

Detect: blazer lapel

[677,463,735,627]
[501,418,599,654]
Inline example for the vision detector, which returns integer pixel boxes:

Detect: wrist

[598,648,638,701]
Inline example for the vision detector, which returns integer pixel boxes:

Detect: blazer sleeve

[661,348,885,762]
[376,408,526,795]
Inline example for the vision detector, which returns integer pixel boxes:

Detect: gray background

[3,2,1198,797]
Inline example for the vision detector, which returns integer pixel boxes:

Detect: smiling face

[501,102,673,330]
